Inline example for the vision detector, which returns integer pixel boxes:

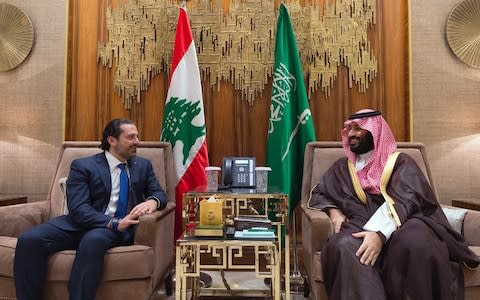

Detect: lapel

[127,157,138,187]
[96,152,112,195]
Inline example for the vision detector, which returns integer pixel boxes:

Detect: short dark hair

[100,118,135,151]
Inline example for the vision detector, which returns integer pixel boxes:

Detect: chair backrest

[301,141,438,205]
[47,142,176,218]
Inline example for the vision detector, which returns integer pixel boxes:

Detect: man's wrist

[147,196,161,209]
[376,231,386,243]
[111,218,121,232]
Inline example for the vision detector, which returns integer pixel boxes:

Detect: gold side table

[175,191,290,299]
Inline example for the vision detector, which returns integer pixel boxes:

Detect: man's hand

[328,208,346,233]
[130,199,157,216]
[117,213,140,232]
[116,200,157,232]
[352,231,384,266]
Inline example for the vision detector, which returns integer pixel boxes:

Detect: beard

[349,131,374,154]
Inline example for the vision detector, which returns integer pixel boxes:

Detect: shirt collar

[105,151,127,173]
[355,149,373,171]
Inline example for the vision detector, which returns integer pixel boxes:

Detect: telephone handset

[222,157,256,188]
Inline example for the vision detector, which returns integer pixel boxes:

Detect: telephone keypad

[237,173,248,183]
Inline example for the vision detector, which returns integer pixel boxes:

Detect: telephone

[222,157,256,188]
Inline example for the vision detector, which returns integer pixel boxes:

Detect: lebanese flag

[161,7,209,240]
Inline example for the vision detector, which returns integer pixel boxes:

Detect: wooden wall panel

[65,0,410,168]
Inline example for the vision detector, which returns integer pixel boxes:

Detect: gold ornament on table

[97,0,377,107]
[0,3,34,72]
[446,0,480,68]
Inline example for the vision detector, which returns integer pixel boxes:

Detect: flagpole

[165,1,213,294]
[267,2,314,296]
[290,209,304,292]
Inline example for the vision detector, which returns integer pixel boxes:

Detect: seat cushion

[0,236,153,281]
[0,236,16,277]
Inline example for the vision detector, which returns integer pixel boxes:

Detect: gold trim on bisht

[380,152,402,227]
[348,152,402,227]
[348,160,368,204]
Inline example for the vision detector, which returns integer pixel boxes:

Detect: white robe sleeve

[363,202,397,240]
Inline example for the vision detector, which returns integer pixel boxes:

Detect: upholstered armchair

[0,142,176,300]
[301,142,480,299]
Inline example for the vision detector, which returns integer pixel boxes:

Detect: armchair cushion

[0,237,16,277]
[0,201,49,237]
[464,210,480,246]
[45,246,153,281]
[442,206,468,234]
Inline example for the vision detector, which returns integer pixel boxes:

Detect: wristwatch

[111,218,121,232]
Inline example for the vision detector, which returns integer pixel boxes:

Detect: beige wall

[411,0,480,204]
[0,0,66,201]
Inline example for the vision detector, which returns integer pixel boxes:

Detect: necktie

[115,163,129,218]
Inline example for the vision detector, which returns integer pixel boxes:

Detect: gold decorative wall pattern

[97,0,377,107]
[97,0,178,108]
[191,0,275,104]
[288,0,377,96]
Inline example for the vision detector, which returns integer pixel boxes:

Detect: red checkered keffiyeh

[341,109,397,194]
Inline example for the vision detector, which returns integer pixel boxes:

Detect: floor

[151,270,311,300]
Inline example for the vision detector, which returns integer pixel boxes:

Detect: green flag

[267,4,316,218]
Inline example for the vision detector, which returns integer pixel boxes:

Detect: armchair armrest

[134,201,175,288]
[463,209,480,246]
[301,202,332,253]
[301,202,332,284]
[0,201,50,237]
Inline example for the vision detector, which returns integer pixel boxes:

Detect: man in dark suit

[14,119,168,300]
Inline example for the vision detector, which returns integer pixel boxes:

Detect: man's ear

[107,135,116,147]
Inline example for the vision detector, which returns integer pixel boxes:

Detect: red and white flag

[161,7,209,239]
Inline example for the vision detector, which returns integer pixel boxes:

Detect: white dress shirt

[104,151,129,217]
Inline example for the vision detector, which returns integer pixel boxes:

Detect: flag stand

[289,210,305,292]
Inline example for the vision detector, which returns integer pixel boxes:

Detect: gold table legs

[175,240,284,299]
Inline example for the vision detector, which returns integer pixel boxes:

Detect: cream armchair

[301,142,480,299]
[0,142,176,300]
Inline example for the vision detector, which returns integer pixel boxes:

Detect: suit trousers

[14,222,127,300]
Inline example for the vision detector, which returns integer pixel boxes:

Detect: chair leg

[304,275,310,298]
[164,269,173,296]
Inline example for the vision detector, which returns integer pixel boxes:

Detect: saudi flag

[161,7,209,239]
[267,4,316,218]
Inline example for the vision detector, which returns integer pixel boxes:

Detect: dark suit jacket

[49,152,167,237]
